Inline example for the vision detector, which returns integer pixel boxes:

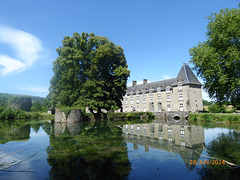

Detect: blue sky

[0,0,238,100]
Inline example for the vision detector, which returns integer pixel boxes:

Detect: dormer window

[177,79,183,91]
[150,87,154,93]
[157,87,161,93]
[166,87,171,93]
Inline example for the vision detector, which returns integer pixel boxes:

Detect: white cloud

[0,25,43,75]
[162,75,170,80]
[18,86,49,93]
[0,55,25,75]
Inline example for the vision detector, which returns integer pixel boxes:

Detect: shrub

[208,104,226,113]
[0,108,15,120]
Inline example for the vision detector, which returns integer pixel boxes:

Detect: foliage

[31,101,43,112]
[203,99,214,106]
[48,32,130,117]
[0,93,46,111]
[0,107,53,120]
[188,113,240,123]
[208,103,226,113]
[198,131,240,179]
[189,8,240,106]
[47,121,131,179]
[57,106,83,118]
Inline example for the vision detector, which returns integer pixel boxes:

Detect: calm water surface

[0,119,240,179]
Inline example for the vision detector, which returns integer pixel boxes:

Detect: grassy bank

[189,113,240,124]
[0,107,53,120]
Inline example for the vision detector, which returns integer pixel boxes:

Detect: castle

[122,63,203,112]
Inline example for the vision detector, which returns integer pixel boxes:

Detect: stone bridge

[153,111,189,120]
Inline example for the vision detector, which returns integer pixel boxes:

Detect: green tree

[189,8,240,106]
[31,101,42,112]
[48,32,130,118]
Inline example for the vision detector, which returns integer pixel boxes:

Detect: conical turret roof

[172,63,202,86]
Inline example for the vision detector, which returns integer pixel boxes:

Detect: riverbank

[0,107,54,120]
[188,113,240,124]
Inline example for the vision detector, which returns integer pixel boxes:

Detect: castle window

[168,128,172,135]
[167,95,170,102]
[125,98,128,105]
[178,84,182,90]
[157,87,161,93]
[179,103,183,111]
[150,96,153,103]
[181,142,185,147]
[166,87,171,93]
[136,96,139,104]
[137,106,139,112]
[131,106,135,111]
[143,95,146,104]
[180,130,185,138]
[130,98,133,105]
[143,107,146,112]
[125,106,128,111]
[167,104,171,111]
[158,95,161,102]
[179,93,183,101]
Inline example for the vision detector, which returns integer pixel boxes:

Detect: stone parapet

[153,111,188,120]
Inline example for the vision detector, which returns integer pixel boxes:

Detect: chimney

[132,80,137,87]
[143,79,147,85]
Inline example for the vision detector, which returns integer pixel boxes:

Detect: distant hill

[0,93,45,108]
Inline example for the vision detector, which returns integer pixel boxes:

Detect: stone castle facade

[122,63,203,112]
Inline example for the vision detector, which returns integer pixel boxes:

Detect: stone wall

[54,109,83,123]
[153,111,189,120]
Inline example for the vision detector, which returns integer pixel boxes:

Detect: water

[0,119,240,179]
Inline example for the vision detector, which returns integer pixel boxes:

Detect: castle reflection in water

[122,120,205,170]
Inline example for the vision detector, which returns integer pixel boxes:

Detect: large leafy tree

[189,8,240,106]
[48,32,130,115]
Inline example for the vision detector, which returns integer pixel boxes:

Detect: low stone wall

[54,109,83,123]
[153,111,189,120]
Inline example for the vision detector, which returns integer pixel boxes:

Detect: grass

[189,113,240,124]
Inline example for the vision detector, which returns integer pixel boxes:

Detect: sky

[0,0,238,101]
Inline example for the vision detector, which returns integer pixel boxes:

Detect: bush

[0,108,15,120]
[235,105,240,110]
[208,103,226,113]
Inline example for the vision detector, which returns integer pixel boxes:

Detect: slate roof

[127,63,201,94]
[127,78,176,94]
[172,63,202,86]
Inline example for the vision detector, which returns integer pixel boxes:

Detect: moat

[0,119,240,179]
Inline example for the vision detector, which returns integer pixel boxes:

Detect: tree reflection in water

[47,121,131,180]
[198,130,240,179]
